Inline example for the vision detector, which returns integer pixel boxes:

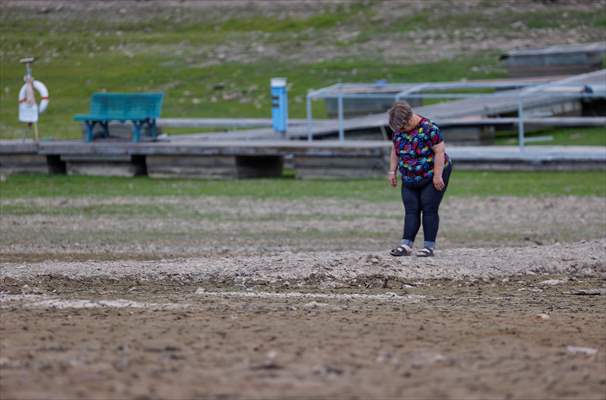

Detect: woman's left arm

[432,142,446,191]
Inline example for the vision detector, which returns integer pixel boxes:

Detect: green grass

[0,3,507,141]
[0,54,505,141]
[495,127,606,146]
[1,171,604,201]
[1,2,603,142]
[423,8,606,31]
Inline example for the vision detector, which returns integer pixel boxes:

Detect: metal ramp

[169,70,605,144]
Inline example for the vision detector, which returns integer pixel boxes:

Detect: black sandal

[416,248,434,257]
[390,244,412,257]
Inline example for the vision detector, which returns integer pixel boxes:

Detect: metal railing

[305,71,606,149]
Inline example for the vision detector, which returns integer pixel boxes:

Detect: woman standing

[388,101,453,257]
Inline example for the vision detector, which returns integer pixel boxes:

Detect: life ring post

[18,56,49,140]
[20,57,35,79]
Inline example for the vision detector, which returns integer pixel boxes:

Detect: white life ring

[19,80,49,114]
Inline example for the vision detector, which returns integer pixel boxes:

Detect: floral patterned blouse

[393,116,449,186]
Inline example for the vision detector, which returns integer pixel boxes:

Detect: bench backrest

[90,92,164,119]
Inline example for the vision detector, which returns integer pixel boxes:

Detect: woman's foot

[416,247,434,257]
[390,244,412,257]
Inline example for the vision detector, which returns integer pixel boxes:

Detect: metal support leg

[132,121,142,143]
[101,121,109,138]
[85,121,94,142]
[150,119,157,141]
[306,95,313,142]
[517,98,525,150]
[338,94,344,142]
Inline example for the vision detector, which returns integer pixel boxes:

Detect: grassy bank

[0,55,505,141]
[0,2,503,141]
[1,171,604,201]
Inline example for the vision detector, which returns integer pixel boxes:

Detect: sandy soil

[1,195,605,399]
[1,277,605,400]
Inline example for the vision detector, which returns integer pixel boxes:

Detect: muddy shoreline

[1,276,605,400]
[1,195,605,399]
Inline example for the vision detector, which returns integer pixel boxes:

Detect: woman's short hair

[388,101,413,132]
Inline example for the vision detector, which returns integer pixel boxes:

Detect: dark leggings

[401,162,453,245]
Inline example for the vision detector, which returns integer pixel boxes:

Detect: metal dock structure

[168,70,605,146]
[303,69,606,144]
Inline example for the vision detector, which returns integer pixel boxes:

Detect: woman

[387,101,453,257]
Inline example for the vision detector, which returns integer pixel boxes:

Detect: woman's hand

[433,175,445,191]
[388,171,398,187]
[431,142,446,191]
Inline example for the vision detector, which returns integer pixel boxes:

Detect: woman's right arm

[389,145,398,187]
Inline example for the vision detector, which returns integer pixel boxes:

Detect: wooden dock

[2,72,604,179]
[500,43,606,77]
[2,139,604,179]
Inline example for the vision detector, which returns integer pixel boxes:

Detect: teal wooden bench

[74,92,164,142]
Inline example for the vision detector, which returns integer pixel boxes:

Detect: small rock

[535,313,550,320]
[303,301,328,309]
[376,351,394,363]
[540,279,564,286]
[567,346,598,355]
[194,288,206,295]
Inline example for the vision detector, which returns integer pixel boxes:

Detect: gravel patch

[1,196,604,259]
[1,239,604,286]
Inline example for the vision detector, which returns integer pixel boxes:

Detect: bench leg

[100,121,109,138]
[149,119,157,141]
[132,121,142,143]
[85,121,95,142]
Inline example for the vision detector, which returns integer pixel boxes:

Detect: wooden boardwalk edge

[1,140,604,177]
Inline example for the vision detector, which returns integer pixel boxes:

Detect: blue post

[271,78,288,135]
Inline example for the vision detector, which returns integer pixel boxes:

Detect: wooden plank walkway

[501,42,606,77]
[3,140,599,162]
[2,139,604,178]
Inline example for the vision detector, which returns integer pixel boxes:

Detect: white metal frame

[305,72,606,149]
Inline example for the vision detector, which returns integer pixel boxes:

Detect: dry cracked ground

[1,195,605,399]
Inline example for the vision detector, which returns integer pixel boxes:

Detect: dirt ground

[1,195,605,399]
[1,195,605,259]
[1,277,605,400]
